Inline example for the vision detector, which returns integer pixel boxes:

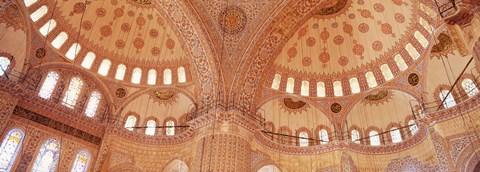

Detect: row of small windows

[27,4,187,85]
[0,129,90,172]
[124,115,176,136]
[271,16,431,97]
[439,79,479,108]
[38,71,101,117]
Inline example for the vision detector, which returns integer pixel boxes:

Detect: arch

[177,67,186,83]
[39,19,56,36]
[349,77,360,94]
[405,43,420,60]
[300,80,309,96]
[51,32,68,49]
[390,127,402,143]
[333,81,343,97]
[145,120,156,136]
[316,82,326,97]
[124,114,138,131]
[439,90,456,108]
[286,77,295,93]
[162,159,188,172]
[24,0,37,7]
[84,91,101,117]
[394,54,408,71]
[62,77,84,108]
[298,130,309,147]
[65,43,81,60]
[166,120,175,136]
[380,64,394,81]
[461,78,479,97]
[319,129,329,144]
[369,130,381,146]
[351,129,361,144]
[163,68,172,85]
[38,71,59,99]
[271,74,281,90]
[365,71,377,88]
[30,6,48,22]
[81,52,96,69]
[115,64,127,80]
[0,129,25,171]
[0,56,11,76]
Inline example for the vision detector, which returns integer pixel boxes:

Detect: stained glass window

[147,69,157,85]
[166,121,175,136]
[84,91,101,117]
[299,132,309,147]
[286,77,294,93]
[62,77,83,108]
[271,74,281,90]
[462,78,479,97]
[440,90,456,108]
[39,19,56,36]
[319,129,329,144]
[97,59,111,76]
[351,130,360,144]
[71,151,90,172]
[390,128,402,143]
[65,43,81,60]
[177,67,186,83]
[369,131,380,146]
[39,71,59,99]
[145,120,156,136]
[301,81,309,96]
[124,115,137,131]
[408,120,418,135]
[131,68,142,84]
[349,77,360,94]
[51,32,68,49]
[0,56,10,76]
[30,6,47,22]
[0,129,24,171]
[257,165,281,172]
[32,139,61,172]
[115,64,126,80]
[163,69,172,85]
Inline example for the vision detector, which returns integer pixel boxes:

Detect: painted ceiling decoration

[431,32,454,54]
[283,98,307,109]
[150,90,178,105]
[152,90,175,100]
[362,90,394,105]
[218,6,247,34]
[279,98,310,114]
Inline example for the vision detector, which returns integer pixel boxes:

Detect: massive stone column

[0,90,18,133]
[193,119,253,172]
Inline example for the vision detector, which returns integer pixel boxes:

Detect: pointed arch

[162,159,188,172]
[0,129,25,171]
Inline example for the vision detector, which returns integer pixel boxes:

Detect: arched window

[24,0,37,7]
[317,82,325,97]
[84,91,101,118]
[115,64,126,80]
[462,78,479,97]
[145,120,156,136]
[166,120,175,136]
[271,74,281,90]
[177,67,186,83]
[0,129,24,171]
[163,69,172,85]
[319,129,329,144]
[39,71,59,99]
[97,59,111,76]
[394,54,408,71]
[301,81,309,96]
[257,165,281,172]
[408,120,418,135]
[406,43,420,60]
[439,90,456,108]
[80,52,96,69]
[65,43,81,60]
[365,72,377,88]
[419,17,433,33]
[286,77,295,93]
[51,32,68,49]
[30,6,47,22]
[333,81,343,97]
[414,31,429,48]
[147,69,157,85]
[0,57,10,76]
[299,132,309,147]
[39,19,56,36]
[32,139,61,172]
[369,131,380,146]
[390,128,402,143]
[131,68,142,84]
[62,77,83,108]
[124,115,137,131]
[349,77,360,94]
[71,151,90,172]
[351,130,360,144]
[380,64,394,81]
